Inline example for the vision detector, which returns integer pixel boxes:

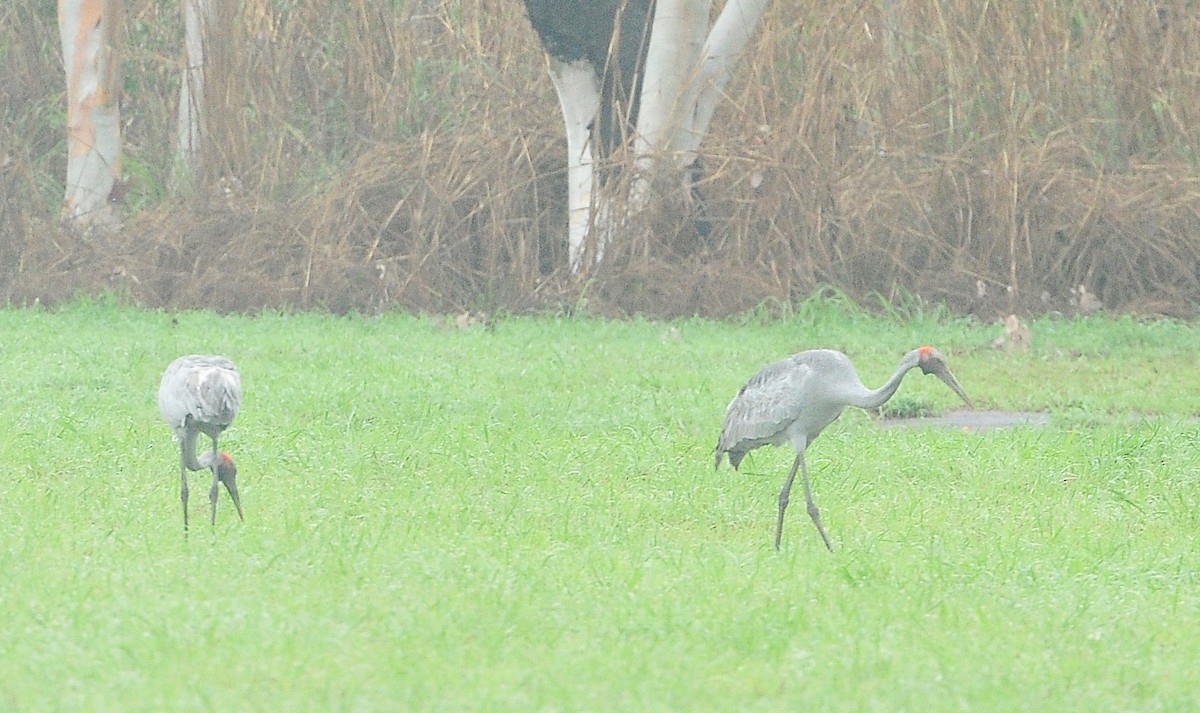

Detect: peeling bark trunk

[632,0,770,205]
[525,0,770,272]
[689,0,771,150]
[634,0,708,159]
[631,0,709,209]
[523,0,654,274]
[58,0,123,234]
[176,0,215,180]
[547,57,604,272]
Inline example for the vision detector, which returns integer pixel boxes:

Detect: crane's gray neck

[847,358,918,410]
[181,428,207,471]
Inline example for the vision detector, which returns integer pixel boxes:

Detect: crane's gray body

[158,355,241,443]
[717,350,864,470]
[157,354,243,530]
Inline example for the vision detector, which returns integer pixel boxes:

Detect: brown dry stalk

[1,0,1197,317]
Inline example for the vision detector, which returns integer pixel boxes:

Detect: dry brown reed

[2,0,1198,317]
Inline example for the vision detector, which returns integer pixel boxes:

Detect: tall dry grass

[1,0,1197,317]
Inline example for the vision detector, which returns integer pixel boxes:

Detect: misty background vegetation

[2,0,1198,318]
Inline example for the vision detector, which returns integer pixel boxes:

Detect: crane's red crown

[918,346,936,358]
[221,452,234,464]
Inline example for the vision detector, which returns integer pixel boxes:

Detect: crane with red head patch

[158,355,244,530]
[715,346,972,550]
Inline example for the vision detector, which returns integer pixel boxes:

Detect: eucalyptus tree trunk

[58,0,124,234]
[601,0,772,271]
[176,0,215,181]
[526,0,770,273]
[546,55,606,271]
[525,0,655,273]
[631,0,771,212]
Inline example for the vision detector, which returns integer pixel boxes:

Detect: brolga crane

[715,346,972,551]
[157,355,244,530]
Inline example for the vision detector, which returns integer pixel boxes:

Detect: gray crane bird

[158,355,243,530]
[715,346,972,551]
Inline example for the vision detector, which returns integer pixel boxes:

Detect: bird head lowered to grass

[912,346,972,407]
[715,345,972,551]
[198,450,244,526]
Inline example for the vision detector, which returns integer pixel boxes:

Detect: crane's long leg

[179,457,190,532]
[799,453,833,552]
[775,455,800,549]
[776,452,833,551]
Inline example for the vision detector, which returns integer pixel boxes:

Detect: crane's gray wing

[158,355,242,434]
[716,356,816,467]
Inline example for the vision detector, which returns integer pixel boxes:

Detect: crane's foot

[807,500,834,552]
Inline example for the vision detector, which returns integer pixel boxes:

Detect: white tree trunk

[547,56,604,273]
[688,0,772,151]
[634,0,770,196]
[536,0,770,272]
[176,0,214,178]
[634,0,709,170]
[58,0,123,234]
[625,0,769,253]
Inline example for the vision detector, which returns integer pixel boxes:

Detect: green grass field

[1,300,1198,711]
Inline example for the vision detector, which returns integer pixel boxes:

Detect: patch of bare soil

[880,410,1052,431]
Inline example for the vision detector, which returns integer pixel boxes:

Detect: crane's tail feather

[714,448,746,470]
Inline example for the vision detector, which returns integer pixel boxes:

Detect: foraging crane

[157,355,243,530]
[715,346,973,551]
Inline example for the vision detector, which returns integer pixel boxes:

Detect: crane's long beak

[933,367,973,409]
[215,458,245,524]
[222,471,245,523]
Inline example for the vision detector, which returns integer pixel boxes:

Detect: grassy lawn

[1,299,1197,711]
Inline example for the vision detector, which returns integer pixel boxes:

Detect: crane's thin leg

[179,456,190,533]
[799,454,834,552]
[775,455,801,549]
